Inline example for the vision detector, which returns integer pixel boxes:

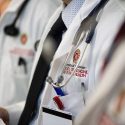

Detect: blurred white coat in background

[0,0,60,106]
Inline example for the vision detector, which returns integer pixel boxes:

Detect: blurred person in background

[75,20,125,125]
[0,0,59,105]
[0,0,60,124]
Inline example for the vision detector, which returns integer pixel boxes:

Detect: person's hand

[0,107,9,125]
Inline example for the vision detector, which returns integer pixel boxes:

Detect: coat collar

[54,0,101,59]
[30,2,64,83]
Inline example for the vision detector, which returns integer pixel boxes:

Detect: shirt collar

[79,0,101,21]
[62,0,85,28]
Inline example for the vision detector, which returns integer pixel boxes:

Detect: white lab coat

[0,0,60,107]
[36,0,125,124]
[35,0,103,124]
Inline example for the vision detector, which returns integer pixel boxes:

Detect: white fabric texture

[62,0,84,28]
